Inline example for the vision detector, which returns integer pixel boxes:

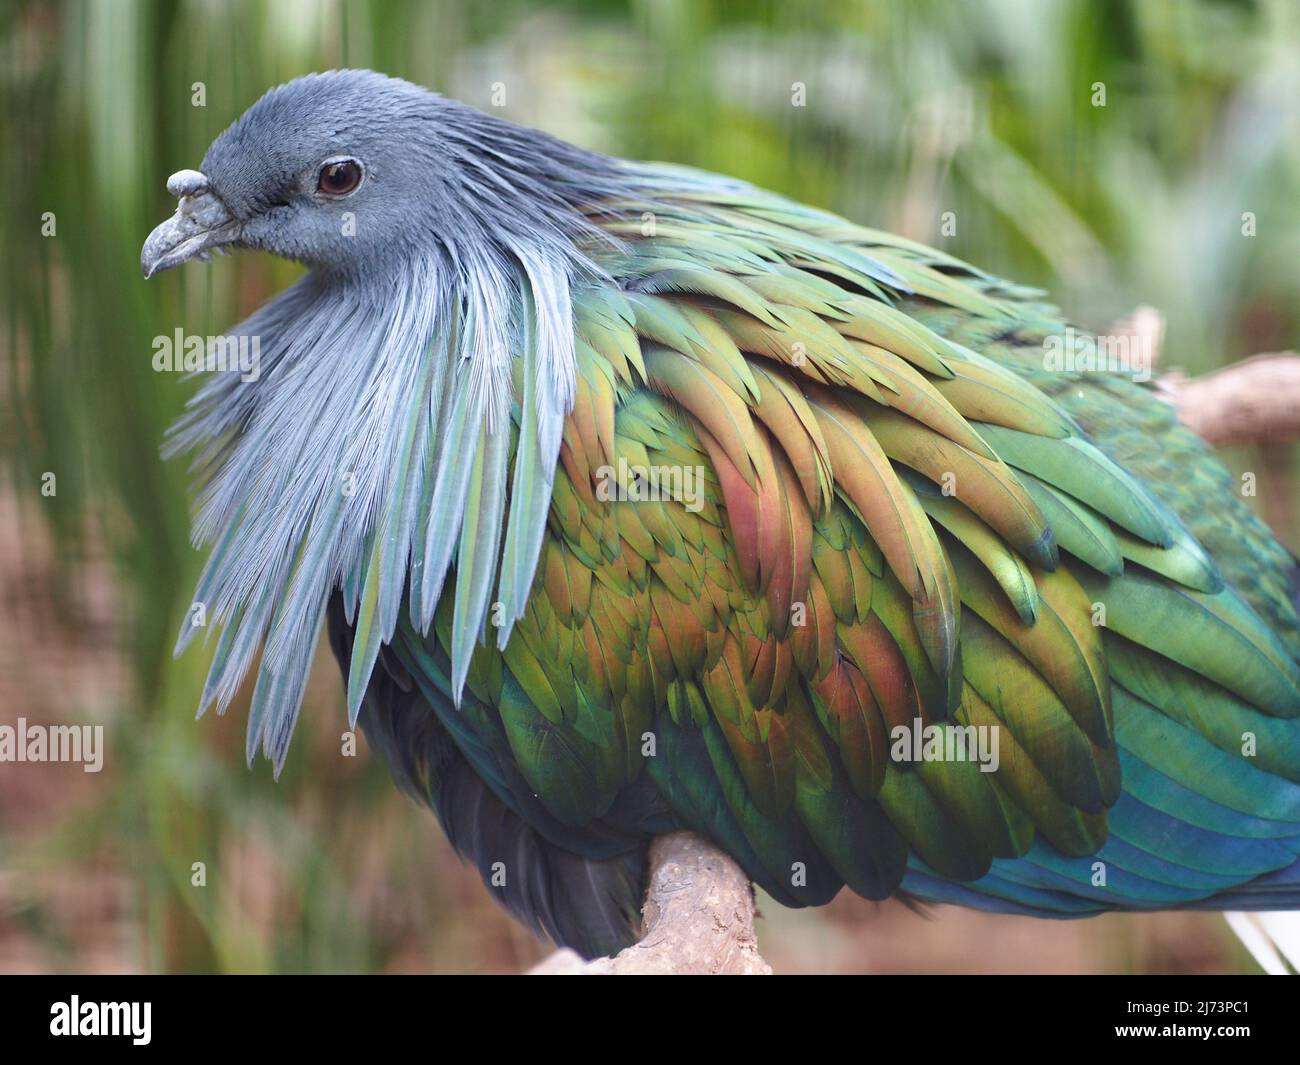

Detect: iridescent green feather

[392,159,1300,923]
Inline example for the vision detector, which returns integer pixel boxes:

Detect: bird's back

[339,161,1300,954]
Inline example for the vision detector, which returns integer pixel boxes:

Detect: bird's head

[144,73,635,756]
[141,71,439,278]
[141,69,619,281]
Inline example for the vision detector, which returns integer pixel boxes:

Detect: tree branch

[1160,354,1300,446]
[528,832,770,975]
[1111,304,1300,444]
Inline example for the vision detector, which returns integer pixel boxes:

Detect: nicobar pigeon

[143,70,1300,963]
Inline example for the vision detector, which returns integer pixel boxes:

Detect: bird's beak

[141,169,241,278]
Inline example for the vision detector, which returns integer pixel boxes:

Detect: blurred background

[2,0,1298,974]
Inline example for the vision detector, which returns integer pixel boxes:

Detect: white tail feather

[1225,912,1300,974]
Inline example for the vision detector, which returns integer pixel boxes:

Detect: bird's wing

[393,163,1300,913]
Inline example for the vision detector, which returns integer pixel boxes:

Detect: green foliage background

[2,0,1297,973]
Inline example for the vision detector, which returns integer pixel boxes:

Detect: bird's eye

[317,158,363,197]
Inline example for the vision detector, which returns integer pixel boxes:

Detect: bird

[142,69,1300,965]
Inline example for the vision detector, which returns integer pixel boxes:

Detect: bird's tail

[1225,912,1300,974]
[1220,850,1300,973]
[1217,553,1300,971]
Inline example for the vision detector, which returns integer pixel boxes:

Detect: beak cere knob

[167,169,210,198]
[141,169,237,279]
